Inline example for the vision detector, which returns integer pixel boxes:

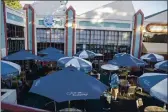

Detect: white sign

[146,24,167,33]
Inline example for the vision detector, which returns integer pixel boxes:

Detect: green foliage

[4,0,22,10]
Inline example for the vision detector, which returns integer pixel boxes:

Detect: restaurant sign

[43,15,64,28]
[146,23,168,33]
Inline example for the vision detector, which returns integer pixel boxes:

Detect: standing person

[110,70,120,101]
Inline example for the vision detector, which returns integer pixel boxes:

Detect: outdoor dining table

[59,108,82,112]
[144,106,166,112]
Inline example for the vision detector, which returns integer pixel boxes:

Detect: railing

[1,102,50,112]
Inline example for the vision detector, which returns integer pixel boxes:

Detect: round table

[59,108,82,112]
[144,106,166,112]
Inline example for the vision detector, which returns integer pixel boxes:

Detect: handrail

[1,102,50,112]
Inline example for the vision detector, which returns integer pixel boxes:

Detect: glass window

[76,29,132,61]
[36,28,64,52]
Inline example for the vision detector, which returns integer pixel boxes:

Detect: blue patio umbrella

[29,66,108,102]
[140,53,164,62]
[74,50,96,59]
[138,73,168,104]
[108,53,147,67]
[155,60,168,72]
[57,56,92,73]
[40,53,65,62]
[38,47,63,55]
[3,50,41,61]
[1,60,21,79]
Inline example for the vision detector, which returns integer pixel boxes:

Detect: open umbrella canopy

[140,53,164,62]
[74,50,96,59]
[101,64,119,71]
[29,67,108,102]
[38,47,63,55]
[3,50,41,61]
[138,73,168,104]
[108,53,147,67]
[40,53,65,62]
[1,60,21,79]
[155,60,168,72]
[57,56,92,73]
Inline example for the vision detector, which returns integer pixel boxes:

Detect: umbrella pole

[45,101,56,112]
[163,103,166,110]
[68,101,70,111]
[54,101,57,112]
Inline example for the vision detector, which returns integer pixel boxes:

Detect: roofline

[78,1,135,16]
[77,1,115,16]
[145,9,168,19]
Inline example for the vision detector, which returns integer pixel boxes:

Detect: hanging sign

[146,23,168,33]
[43,16,65,28]
[43,16,55,28]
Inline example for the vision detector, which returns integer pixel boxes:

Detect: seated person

[125,81,131,93]
[93,70,100,80]
[90,70,100,80]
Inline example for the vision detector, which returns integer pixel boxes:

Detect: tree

[4,0,22,10]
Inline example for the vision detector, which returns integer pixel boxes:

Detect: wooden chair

[127,86,137,97]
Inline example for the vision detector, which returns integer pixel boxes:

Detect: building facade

[142,10,167,59]
[1,1,145,61]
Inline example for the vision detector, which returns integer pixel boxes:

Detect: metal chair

[127,86,137,97]
[136,98,144,112]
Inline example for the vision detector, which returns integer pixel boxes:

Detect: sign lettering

[146,23,168,33]
[66,92,88,96]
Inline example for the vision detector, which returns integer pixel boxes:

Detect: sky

[20,1,167,17]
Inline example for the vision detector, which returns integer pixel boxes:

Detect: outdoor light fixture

[65,22,76,28]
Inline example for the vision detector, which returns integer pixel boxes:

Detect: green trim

[145,9,168,19]
[7,12,24,23]
[79,21,131,28]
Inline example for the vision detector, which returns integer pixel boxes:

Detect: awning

[142,42,167,54]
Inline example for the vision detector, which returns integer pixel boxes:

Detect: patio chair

[127,86,137,97]
[136,87,143,93]
[136,98,144,112]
